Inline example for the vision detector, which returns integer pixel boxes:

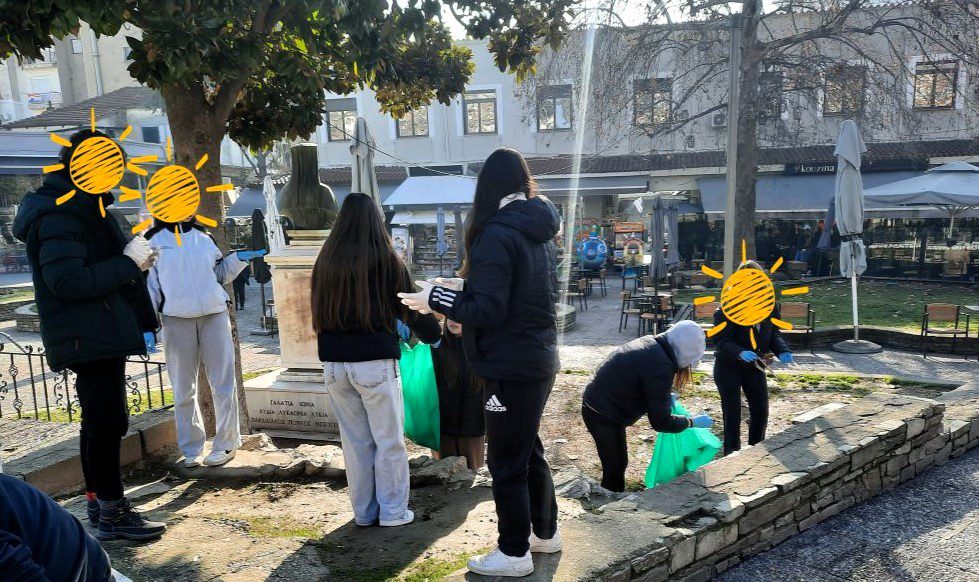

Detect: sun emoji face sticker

[43,108,157,217]
[696,240,810,349]
[129,139,232,245]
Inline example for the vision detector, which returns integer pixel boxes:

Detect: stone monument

[277,143,338,230]
[243,145,339,440]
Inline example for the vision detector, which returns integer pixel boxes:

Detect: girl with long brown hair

[399,148,561,577]
[312,193,441,528]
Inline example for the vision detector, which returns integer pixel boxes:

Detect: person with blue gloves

[581,320,712,492]
[712,260,793,455]
[146,220,266,468]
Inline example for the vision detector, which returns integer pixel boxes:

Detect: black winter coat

[582,334,691,430]
[429,196,560,381]
[13,173,157,372]
[712,306,790,366]
[431,335,485,438]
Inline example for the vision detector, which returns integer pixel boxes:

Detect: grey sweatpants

[162,312,242,458]
[323,359,409,525]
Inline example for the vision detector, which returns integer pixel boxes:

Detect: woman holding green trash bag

[581,320,714,493]
[311,193,441,529]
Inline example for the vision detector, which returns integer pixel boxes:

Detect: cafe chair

[920,303,971,358]
[567,278,588,311]
[619,291,640,332]
[779,301,816,354]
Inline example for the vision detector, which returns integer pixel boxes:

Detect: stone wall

[552,385,979,581]
[0,299,33,322]
[780,325,978,354]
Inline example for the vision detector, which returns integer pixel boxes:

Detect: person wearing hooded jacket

[145,221,265,467]
[399,148,560,578]
[713,260,794,455]
[12,129,165,542]
[581,321,713,493]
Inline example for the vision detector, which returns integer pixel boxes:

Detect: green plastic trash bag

[399,341,440,450]
[645,401,721,488]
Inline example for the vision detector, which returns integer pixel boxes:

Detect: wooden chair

[619,291,640,332]
[566,278,588,310]
[693,301,719,333]
[639,295,672,337]
[921,303,971,358]
[597,269,608,296]
[621,268,638,291]
[780,302,816,354]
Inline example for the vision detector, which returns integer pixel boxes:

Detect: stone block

[739,490,801,535]
[818,466,849,486]
[799,497,850,531]
[900,465,915,482]
[850,441,883,470]
[908,447,924,465]
[936,443,953,465]
[606,567,631,582]
[914,457,934,474]
[895,442,912,455]
[792,403,846,423]
[844,469,864,482]
[947,419,971,439]
[906,417,926,438]
[833,482,856,502]
[925,435,949,455]
[138,417,176,455]
[715,556,741,574]
[630,547,669,575]
[770,471,809,492]
[812,492,835,511]
[632,564,669,582]
[670,535,697,573]
[674,566,713,582]
[794,505,812,521]
[735,486,778,508]
[709,496,745,523]
[970,419,979,440]
[695,523,738,561]
[772,523,799,546]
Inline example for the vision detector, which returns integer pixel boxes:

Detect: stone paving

[722,447,979,581]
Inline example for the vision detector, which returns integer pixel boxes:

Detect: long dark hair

[311,193,407,334]
[436,327,483,394]
[460,148,537,277]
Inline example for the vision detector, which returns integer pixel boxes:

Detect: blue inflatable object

[576,232,608,270]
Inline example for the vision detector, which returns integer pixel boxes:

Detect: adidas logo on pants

[485,395,507,412]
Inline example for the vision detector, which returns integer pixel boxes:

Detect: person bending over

[581,320,713,492]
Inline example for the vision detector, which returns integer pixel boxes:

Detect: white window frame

[907,54,965,111]
[531,78,575,134]
[321,94,362,143]
[456,84,503,137]
[388,105,431,139]
[629,73,675,131]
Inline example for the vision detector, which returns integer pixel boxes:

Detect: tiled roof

[470,138,979,176]
[243,165,409,188]
[4,87,162,129]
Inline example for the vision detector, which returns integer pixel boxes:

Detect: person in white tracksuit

[145,221,266,467]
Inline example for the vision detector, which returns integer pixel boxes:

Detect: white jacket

[146,226,247,319]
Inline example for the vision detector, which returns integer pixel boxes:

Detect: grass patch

[243,368,276,381]
[402,552,481,582]
[319,551,482,582]
[0,290,34,304]
[18,389,174,423]
[243,516,321,539]
[678,280,979,332]
[561,368,593,376]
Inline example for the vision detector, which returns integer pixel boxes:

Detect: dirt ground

[73,370,943,582]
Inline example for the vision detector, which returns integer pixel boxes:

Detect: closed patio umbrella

[350,117,381,204]
[832,120,880,354]
[665,202,681,267]
[650,197,667,332]
[435,206,448,276]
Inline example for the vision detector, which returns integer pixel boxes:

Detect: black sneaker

[86,498,100,526]
[97,498,167,542]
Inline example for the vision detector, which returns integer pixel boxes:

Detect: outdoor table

[965,305,979,360]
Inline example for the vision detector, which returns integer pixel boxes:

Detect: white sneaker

[182,455,203,468]
[380,509,414,527]
[529,529,563,553]
[202,448,236,467]
[467,548,534,577]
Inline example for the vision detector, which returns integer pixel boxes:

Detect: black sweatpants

[714,359,768,455]
[71,358,129,501]
[581,404,628,493]
[233,280,247,309]
[484,377,558,557]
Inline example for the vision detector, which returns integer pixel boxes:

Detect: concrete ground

[722,448,979,581]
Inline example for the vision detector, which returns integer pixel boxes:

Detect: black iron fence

[0,333,170,422]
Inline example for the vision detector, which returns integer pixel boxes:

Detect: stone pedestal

[244,231,340,440]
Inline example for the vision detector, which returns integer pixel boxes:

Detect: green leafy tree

[0,0,574,431]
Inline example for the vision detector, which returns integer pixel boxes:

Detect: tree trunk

[733,1,763,262]
[162,86,253,437]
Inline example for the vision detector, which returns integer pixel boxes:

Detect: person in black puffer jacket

[12,129,166,543]
[399,148,560,578]
[581,321,713,492]
[431,318,485,470]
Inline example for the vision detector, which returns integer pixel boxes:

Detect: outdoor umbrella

[650,197,667,332]
[665,202,681,267]
[262,175,287,254]
[863,161,979,239]
[435,206,448,276]
[350,117,381,204]
[454,208,465,271]
[831,120,879,354]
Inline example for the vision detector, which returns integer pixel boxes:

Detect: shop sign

[784,158,928,175]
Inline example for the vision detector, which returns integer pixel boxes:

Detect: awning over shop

[697,171,929,219]
[391,210,469,226]
[384,175,476,210]
[536,174,649,197]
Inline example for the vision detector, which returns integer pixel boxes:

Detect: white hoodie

[146,226,247,319]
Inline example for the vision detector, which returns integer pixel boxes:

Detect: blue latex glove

[236,249,268,261]
[396,319,411,342]
[778,352,794,364]
[739,350,759,363]
[143,332,157,354]
[691,414,713,429]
